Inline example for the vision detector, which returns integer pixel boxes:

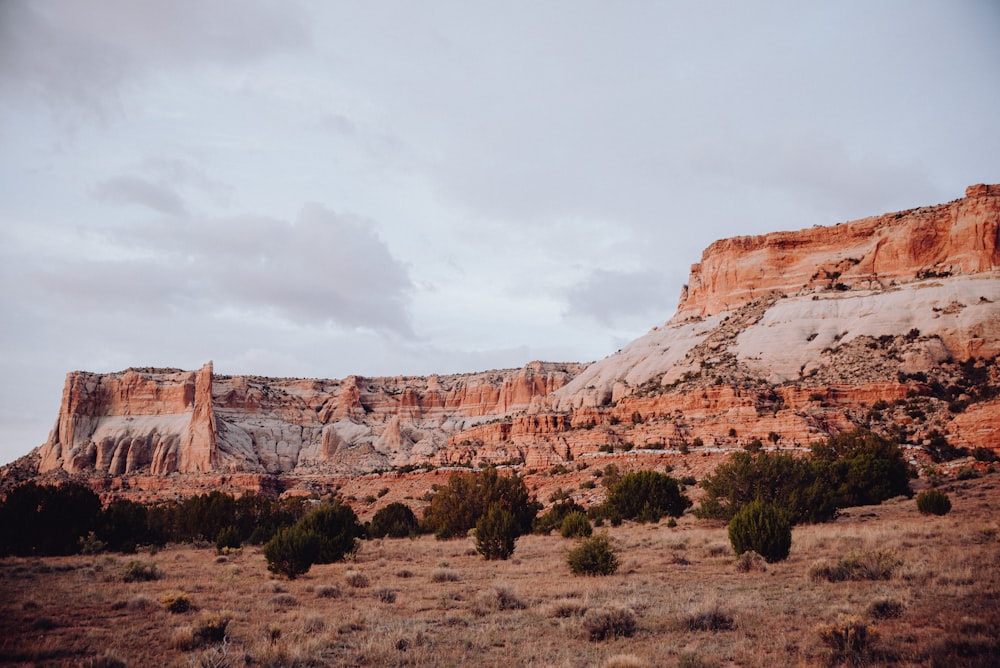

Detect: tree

[422,467,540,539]
[728,500,792,563]
[567,534,620,576]
[264,525,320,579]
[603,470,691,523]
[0,482,101,556]
[475,504,518,560]
[296,500,363,563]
[368,502,419,538]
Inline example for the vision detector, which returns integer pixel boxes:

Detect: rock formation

[7,184,999,500]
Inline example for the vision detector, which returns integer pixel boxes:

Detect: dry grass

[1,474,999,666]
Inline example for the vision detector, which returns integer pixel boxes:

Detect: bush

[192,612,231,645]
[161,593,191,614]
[121,560,162,582]
[734,550,767,573]
[533,498,587,534]
[809,549,901,582]
[475,504,519,560]
[344,570,370,588]
[295,500,363,563]
[559,511,593,538]
[816,614,874,665]
[582,606,636,641]
[215,525,241,553]
[603,470,691,523]
[567,534,620,576]
[263,526,319,579]
[368,502,419,538]
[0,481,101,556]
[916,488,952,515]
[727,500,791,563]
[423,467,540,539]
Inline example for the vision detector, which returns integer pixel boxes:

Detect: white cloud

[95,175,189,216]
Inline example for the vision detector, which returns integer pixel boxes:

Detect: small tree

[567,534,619,576]
[215,525,241,553]
[296,500,363,563]
[475,504,518,560]
[368,502,419,538]
[728,500,792,563]
[559,511,593,538]
[916,488,952,515]
[603,470,691,523]
[264,526,319,579]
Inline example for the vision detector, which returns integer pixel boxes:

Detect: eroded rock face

[18,185,1000,499]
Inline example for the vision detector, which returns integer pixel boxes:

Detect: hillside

[4,184,998,501]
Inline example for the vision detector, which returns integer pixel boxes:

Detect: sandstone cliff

[11,184,1000,500]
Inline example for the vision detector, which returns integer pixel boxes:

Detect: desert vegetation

[0,472,997,666]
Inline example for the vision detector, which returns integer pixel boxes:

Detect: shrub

[422,467,540,539]
[816,614,874,665]
[867,598,904,619]
[809,550,901,582]
[559,511,593,538]
[686,606,735,631]
[603,470,691,523]
[582,606,636,641]
[734,550,767,573]
[0,481,102,556]
[192,612,231,645]
[533,498,588,534]
[477,585,526,613]
[263,525,319,579]
[916,488,952,515]
[374,587,397,603]
[430,568,460,582]
[727,500,791,563]
[161,593,191,614]
[214,525,241,553]
[121,560,162,582]
[368,502,419,538]
[567,534,620,576]
[295,500,363,563]
[474,504,519,560]
[315,584,341,598]
[344,570,370,588]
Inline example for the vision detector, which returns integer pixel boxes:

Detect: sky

[1,1,999,465]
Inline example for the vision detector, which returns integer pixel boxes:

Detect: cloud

[0,0,308,118]
[95,176,188,216]
[17,204,415,336]
[565,268,673,327]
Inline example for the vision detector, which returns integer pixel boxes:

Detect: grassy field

[1,474,998,667]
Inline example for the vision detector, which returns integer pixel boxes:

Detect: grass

[0,474,997,666]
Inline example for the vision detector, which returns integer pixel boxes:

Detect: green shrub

[559,511,593,538]
[603,470,691,523]
[533,498,587,534]
[368,502,419,538]
[423,467,540,539]
[727,500,791,563]
[475,504,518,560]
[214,525,241,553]
[263,525,319,579]
[295,500,363,563]
[916,488,952,515]
[567,534,619,576]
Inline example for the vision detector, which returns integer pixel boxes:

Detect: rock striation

[10,184,1000,500]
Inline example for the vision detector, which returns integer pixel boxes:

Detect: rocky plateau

[4,184,999,505]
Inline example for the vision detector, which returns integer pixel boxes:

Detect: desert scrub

[315,584,341,598]
[734,550,767,573]
[867,597,905,619]
[685,606,735,632]
[473,584,526,615]
[120,559,162,582]
[567,534,620,576]
[816,614,875,665]
[344,570,370,588]
[809,549,901,582]
[582,606,637,641]
[475,503,519,560]
[160,592,191,614]
[727,500,791,563]
[430,567,460,582]
[916,488,952,515]
[374,587,397,603]
[559,511,593,538]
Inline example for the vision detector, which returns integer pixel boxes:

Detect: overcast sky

[1,1,998,465]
